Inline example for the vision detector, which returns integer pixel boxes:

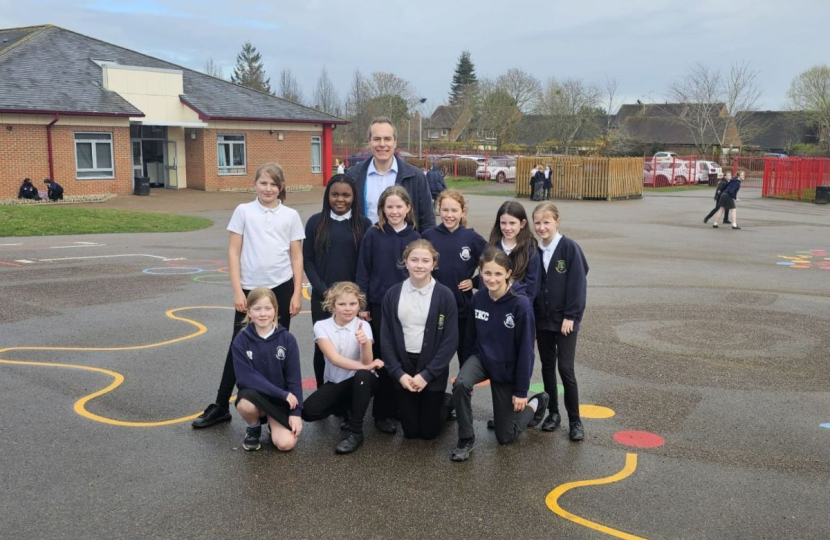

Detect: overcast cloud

[1,0,827,115]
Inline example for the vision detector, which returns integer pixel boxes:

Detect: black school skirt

[236,388,292,429]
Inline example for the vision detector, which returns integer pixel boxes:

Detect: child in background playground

[422,190,486,364]
[381,239,458,440]
[192,163,305,429]
[232,287,303,451]
[304,175,372,388]
[302,282,383,454]
[532,202,589,441]
[356,185,420,435]
[450,247,548,462]
[488,201,541,299]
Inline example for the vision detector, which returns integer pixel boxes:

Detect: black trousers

[301,370,377,434]
[368,302,396,420]
[536,329,580,422]
[453,355,535,445]
[455,316,468,367]
[214,279,295,406]
[396,388,451,440]
[310,291,331,389]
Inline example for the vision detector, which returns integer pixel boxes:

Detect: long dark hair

[314,175,367,258]
[487,201,537,282]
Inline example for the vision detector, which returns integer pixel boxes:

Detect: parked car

[644,160,692,186]
[476,158,517,182]
[653,151,690,166]
[695,161,722,184]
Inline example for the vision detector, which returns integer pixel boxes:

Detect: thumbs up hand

[355,321,367,345]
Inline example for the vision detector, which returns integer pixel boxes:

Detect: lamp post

[418,97,427,158]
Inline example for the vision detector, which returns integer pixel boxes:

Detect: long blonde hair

[242,287,279,324]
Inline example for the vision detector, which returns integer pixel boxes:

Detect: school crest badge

[246,351,253,360]
[460,246,472,261]
[276,346,286,361]
[504,313,515,329]
[555,259,567,274]
[438,314,445,330]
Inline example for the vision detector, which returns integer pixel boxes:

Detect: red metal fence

[762,157,830,200]
[642,156,723,187]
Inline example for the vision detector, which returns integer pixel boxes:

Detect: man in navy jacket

[346,117,435,232]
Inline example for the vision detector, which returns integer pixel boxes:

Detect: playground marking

[38,254,185,263]
[546,453,656,540]
[0,306,229,427]
[0,243,23,246]
[0,260,22,267]
[613,430,665,449]
[14,259,35,264]
[821,423,830,430]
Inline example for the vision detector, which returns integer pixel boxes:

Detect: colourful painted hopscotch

[776,249,830,270]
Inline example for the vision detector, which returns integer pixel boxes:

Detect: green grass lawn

[0,206,213,237]
[644,185,712,192]
[445,176,487,190]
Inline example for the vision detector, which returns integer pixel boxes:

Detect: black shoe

[703,217,708,224]
[724,220,732,224]
[451,437,475,462]
[447,408,457,421]
[242,425,262,451]
[731,225,741,230]
[191,403,231,429]
[527,393,550,428]
[541,412,561,432]
[712,224,719,229]
[569,421,584,442]
[374,418,397,434]
[444,393,456,421]
[335,432,364,454]
[486,419,495,430]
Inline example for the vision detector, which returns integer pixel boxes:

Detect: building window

[441,128,449,137]
[428,128,440,139]
[311,136,322,173]
[218,134,246,175]
[75,132,114,179]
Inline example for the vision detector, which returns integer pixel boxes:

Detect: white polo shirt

[227,199,305,290]
[313,316,374,384]
[398,278,436,353]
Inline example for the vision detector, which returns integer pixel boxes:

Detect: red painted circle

[613,430,665,448]
[301,377,317,390]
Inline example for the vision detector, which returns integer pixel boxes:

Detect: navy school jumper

[355,223,420,305]
[421,224,487,319]
[461,287,536,398]
[533,236,589,332]
[231,323,304,416]
[380,281,459,392]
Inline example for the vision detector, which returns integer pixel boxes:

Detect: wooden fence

[516,157,644,200]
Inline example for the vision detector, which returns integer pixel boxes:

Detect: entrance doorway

[130,125,173,188]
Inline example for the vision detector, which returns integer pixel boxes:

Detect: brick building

[0,25,346,199]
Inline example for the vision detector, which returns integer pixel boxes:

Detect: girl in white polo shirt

[302,282,384,454]
[192,162,306,429]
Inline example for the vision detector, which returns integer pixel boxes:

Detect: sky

[1,0,828,116]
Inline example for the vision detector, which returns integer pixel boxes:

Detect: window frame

[74,132,115,180]
[311,135,322,174]
[217,134,247,175]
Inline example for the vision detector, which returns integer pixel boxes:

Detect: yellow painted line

[546,453,657,540]
[0,306,230,427]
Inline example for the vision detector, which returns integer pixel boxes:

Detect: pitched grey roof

[616,102,727,122]
[426,105,464,129]
[735,111,818,150]
[0,25,345,123]
[513,115,610,146]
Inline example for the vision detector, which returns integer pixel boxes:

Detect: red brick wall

[0,123,132,199]
[186,128,325,191]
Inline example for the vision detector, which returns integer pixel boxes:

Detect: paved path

[1,186,829,540]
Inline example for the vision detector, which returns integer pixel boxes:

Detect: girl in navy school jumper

[232,287,303,452]
[356,185,420,434]
[381,239,458,440]
[192,163,305,430]
[422,190,487,363]
[304,174,372,387]
[488,201,541,300]
[451,247,549,462]
[532,202,589,442]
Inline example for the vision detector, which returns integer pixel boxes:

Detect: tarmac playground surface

[1,186,829,540]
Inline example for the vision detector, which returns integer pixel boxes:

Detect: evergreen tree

[449,51,478,105]
[231,41,271,94]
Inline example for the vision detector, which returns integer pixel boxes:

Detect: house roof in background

[426,105,464,129]
[0,25,346,123]
[735,111,818,150]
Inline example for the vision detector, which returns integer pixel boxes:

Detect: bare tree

[537,78,602,153]
[367,72,418,108]
[203,57,224,79]
[496,68,542,113]
[667,62,764,154]
[787,65,830,152]
[604,76,620,129]
[313,67,341,116]
[473,84,522,149]
[278,69,304,104]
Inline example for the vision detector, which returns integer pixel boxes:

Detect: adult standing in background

[345,117,435,231]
